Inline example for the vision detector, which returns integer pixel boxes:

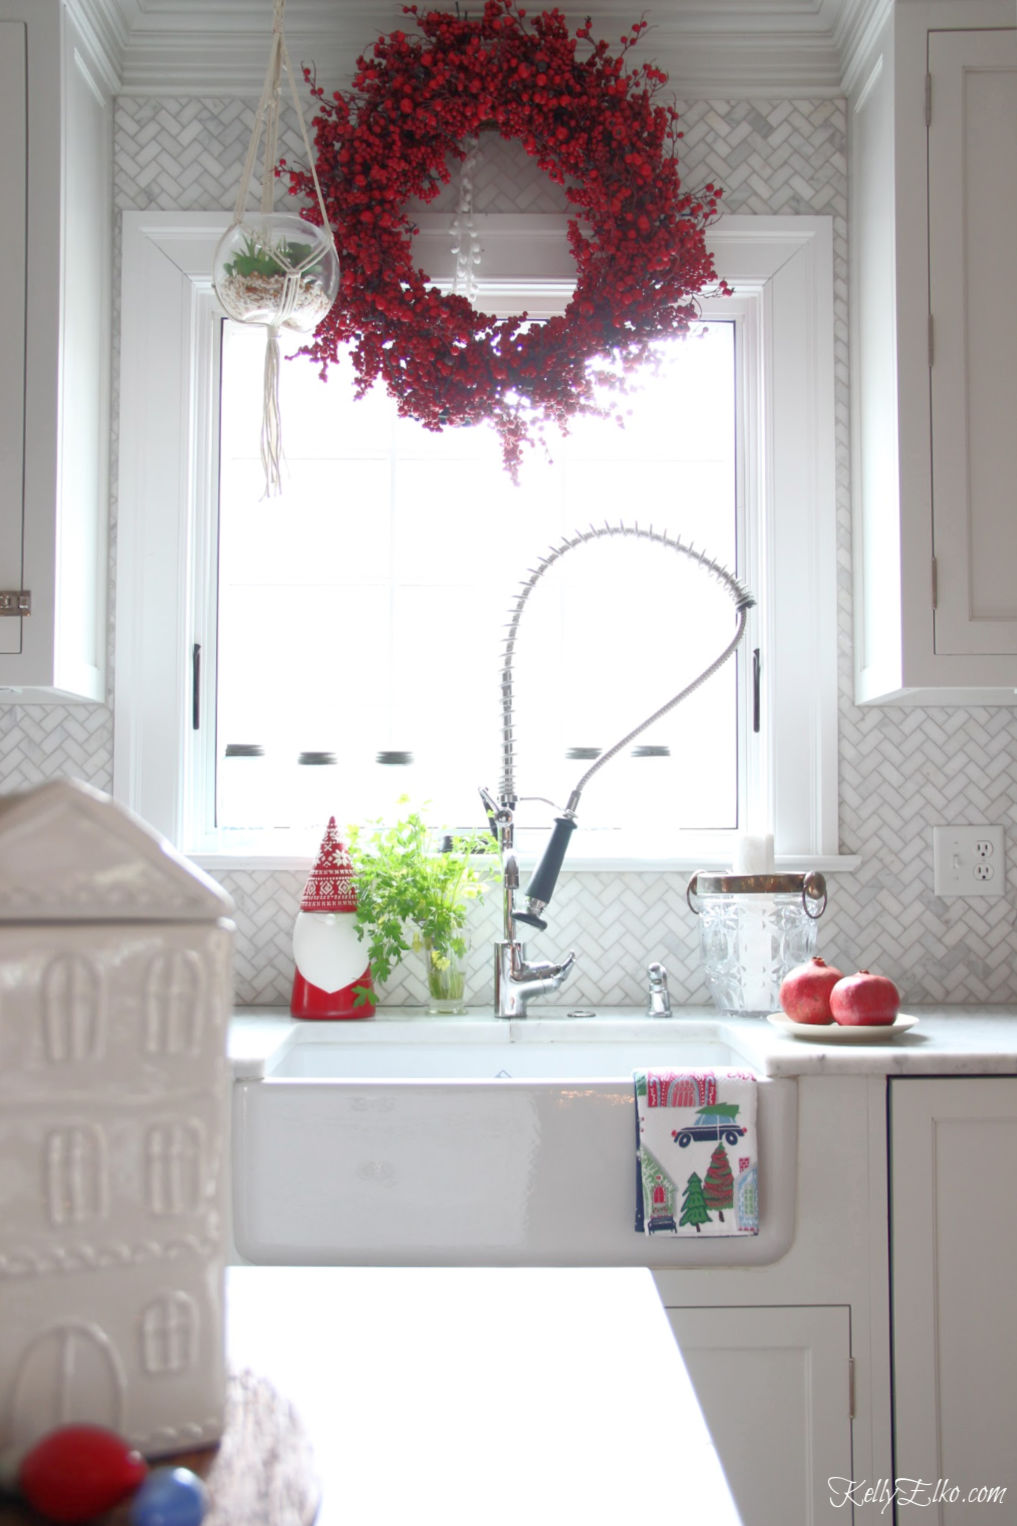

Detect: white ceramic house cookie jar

[0,779,234,1458]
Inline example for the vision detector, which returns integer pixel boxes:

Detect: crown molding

[835,0,894,95]
[68,0,127,91]
[69,0,881,98]
[99,30,846,100]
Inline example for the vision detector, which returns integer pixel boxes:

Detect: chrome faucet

[647,962,672,1018]
[489,829,577,1017]
[482,522,754,1021]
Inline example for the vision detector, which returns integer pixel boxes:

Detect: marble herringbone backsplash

[3,91,1016,1007]
[217,791,1017,1007]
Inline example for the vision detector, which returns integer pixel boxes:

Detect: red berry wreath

[286,0,729,479]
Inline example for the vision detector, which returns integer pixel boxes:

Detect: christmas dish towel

[634,1070,759,1236]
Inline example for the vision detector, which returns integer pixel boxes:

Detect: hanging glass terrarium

[211,0,338,494]
[214,212,338,334]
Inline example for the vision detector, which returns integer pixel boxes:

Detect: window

[141,1293,199,1375]
[116,212,838,867]
[41,954,103,1062]
[145,1121,204,1215]
[143,951,204,1055]
[45,1125,107,1225]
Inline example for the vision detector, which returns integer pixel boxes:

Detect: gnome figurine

[291,817,375,1018]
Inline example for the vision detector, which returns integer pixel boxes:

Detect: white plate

[766,1012,919,1043]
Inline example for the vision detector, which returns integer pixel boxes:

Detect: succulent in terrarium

[221,232,317,280]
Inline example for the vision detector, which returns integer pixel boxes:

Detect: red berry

[18,1425,148,1524]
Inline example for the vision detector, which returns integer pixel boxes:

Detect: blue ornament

[128,1466,209,1526]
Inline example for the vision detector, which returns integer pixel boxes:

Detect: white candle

[733,833,775,875]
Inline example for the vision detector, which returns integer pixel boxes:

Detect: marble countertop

[736,1008,1017,1077]
[229,1004,1017,1080]
[223,1266,742,1525]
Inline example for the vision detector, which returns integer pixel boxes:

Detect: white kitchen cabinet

[0,1,112,701]
[665,1304,853,1526]
[0,22,27,641]
[890,1078,1017,1521]
[849,0,1017,703]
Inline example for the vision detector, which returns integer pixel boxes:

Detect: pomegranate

[830,970,900,1026]
[778,956,843,1024]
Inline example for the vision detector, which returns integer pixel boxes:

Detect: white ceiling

[79,0,890,96]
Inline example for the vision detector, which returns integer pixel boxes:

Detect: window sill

[192,848,862,876]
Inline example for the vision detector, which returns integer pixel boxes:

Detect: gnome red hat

[299,818,357,913]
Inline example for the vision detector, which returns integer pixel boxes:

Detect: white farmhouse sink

[268,1036,750,1079]
[231,1012,797,1268]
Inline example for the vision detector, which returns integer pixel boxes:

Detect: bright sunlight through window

[216,316,741,851]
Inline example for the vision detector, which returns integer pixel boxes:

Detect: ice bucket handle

[686,870,828,919]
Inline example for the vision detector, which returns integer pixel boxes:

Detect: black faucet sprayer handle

[524,813,578,912]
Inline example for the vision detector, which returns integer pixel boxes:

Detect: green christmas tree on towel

[679,1171,711,1233]
[703,1144,734,1222]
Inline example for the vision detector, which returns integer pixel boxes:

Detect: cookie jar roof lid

[0,779,233,923]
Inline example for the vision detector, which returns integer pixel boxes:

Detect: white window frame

[115,211,839,870]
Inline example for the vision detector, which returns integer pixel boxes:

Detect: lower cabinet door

[890,1077,1017,1523]
[665,1305,853,1526]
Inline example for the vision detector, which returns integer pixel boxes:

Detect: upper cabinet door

[0,22,27,660]
[0,2,111,701]
[929,28,1017,656]
[849,3,1017,703]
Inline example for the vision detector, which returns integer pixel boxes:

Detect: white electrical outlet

[932,824,1006,897]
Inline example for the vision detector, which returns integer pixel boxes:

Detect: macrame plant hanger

[212,0,339,496]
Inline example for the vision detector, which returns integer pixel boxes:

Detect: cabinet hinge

[925,72,932,126]
[0,591,31,616]
[931,556,938,610]
[848,1356,856,1420]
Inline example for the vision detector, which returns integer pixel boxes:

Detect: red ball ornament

[18,1425,148,1524]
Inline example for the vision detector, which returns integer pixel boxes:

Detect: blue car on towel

[671,1103,747,1149]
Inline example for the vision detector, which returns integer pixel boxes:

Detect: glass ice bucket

[687,872,828,1016]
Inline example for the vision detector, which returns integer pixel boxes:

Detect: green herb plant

[346,802,499,1008]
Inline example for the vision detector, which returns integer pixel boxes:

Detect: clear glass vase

[420,935,470,1015]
